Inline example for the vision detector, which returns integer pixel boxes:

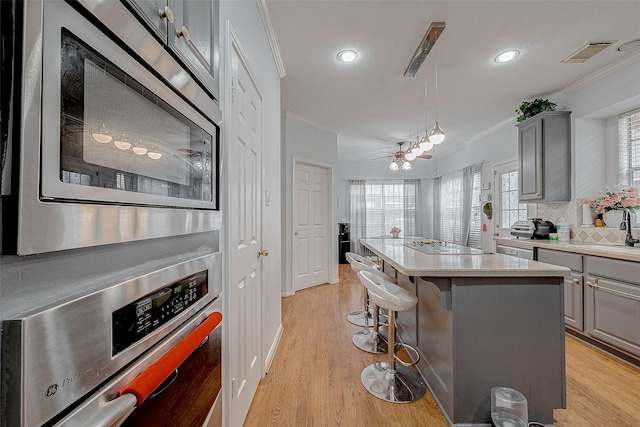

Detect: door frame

[291,157,334,294]
[223,22,265,427]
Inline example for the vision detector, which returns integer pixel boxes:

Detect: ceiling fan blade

[371,155,392,160]
[416,154,432,159]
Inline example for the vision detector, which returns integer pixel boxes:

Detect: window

[349,180,421,251]
[499,170,528,229]
[435,164,481,248]
[619,109,640,188]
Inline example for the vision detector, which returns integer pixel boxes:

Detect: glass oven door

[41,19,218,210]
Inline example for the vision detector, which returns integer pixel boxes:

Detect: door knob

[258,248,269,258]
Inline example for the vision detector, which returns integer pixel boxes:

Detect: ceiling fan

[373,142,432,170]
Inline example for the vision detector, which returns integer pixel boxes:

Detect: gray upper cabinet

[517,111,571,202]
[123,0,219,101]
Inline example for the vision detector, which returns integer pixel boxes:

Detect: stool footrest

[394,343,420,367]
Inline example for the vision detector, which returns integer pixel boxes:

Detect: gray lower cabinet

[585,256,640,358]
[537,248,584,331]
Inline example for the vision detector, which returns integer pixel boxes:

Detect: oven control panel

[112,270,209,355]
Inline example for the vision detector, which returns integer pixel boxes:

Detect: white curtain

[348,179,421,254]
[433,164,481,246]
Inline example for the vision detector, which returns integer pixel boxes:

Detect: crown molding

[551,49,640,100]
[284,111,337,134]
[256,0,286,78]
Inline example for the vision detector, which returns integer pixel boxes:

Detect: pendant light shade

[405,150,417,161]
[389,159,400,171]
[419,132,434,151]
[429,120,445,144]
[401,161,412,170]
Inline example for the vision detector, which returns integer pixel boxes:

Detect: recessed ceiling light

[337,50,358,63]
[618,39,640,52]
[495,50,519,63]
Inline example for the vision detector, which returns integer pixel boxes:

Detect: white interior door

[228,43,263,426]
[293,162,330,291]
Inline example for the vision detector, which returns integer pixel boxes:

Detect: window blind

[619,108,640,188]
[438,165,481,248]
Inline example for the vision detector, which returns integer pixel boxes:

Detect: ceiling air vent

[562,41,616,63]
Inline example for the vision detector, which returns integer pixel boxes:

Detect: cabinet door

[170,0,217,95]
[564,273,583,331]
[123,0,170,41]
[585,276,640,357]
[518,117,543,201]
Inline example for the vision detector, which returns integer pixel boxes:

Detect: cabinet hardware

[158,6,174,23]
[573,279,580,285]
[587,280,640,301]
[176,26,211,72]
[258,248,269,258]
[295,231,299,236]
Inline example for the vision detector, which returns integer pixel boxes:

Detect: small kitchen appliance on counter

[510,218,557,239]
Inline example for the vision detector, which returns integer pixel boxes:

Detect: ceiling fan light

[389,160,399,171]
[429,121,446,144]
[401,161,412,170]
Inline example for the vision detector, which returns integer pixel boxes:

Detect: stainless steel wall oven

[2,253,223,427]
[16,0,222,255]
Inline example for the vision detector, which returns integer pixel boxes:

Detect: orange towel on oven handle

[118,311,222,405]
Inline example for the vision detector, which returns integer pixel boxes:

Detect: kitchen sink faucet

[620,209,640,247]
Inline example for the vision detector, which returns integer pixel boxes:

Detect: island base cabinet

[585,276,640,358]
[414,277,565,426]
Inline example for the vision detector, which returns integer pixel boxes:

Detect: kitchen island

[360,238,570,427]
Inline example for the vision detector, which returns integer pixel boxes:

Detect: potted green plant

[515,98,557,123]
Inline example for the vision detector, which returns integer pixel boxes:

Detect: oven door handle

[117,311,223,406]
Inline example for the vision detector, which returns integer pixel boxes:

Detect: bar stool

[357,270,427,403]
[345,252,383,327]
[351,267,396,355]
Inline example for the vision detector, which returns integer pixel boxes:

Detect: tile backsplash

[535,199,633,245]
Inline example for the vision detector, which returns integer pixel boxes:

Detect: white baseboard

[281,291,294,297]
[329,277,339,284]
[264,323,283,373]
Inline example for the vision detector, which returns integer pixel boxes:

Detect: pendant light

[419,71,434,152]
[409,86,423,157]
[389,159,400,171]
[429,44,445,144]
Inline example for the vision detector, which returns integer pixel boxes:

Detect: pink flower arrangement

[390,227,402,233]
[589,186,640,214]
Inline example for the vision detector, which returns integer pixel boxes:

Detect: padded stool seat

[357,270,426,404]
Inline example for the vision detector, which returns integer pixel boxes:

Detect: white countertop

[494,237,640,263]
[361,238,569,277]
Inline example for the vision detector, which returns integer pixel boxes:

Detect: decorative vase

[603,210,624,228]
[391,232,399,238]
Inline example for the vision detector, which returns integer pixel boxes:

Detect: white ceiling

[266,0,640,161]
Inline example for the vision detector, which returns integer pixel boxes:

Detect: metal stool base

[347,310,373,327]
[361,362,427,403]
[352,329,388,354]
[347,310,387,327]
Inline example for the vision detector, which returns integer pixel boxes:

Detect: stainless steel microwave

[17,0,222,255]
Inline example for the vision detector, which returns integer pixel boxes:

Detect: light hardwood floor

[244,265,640,426]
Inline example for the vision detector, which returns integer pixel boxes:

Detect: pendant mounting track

[403,22,446,78]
